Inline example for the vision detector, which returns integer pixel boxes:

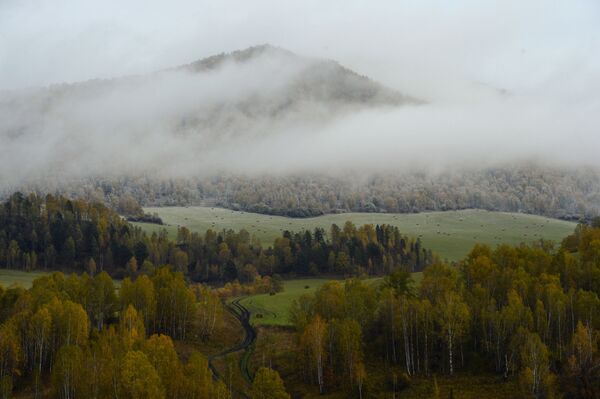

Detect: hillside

[180,44,414,107]
[0,45,414,171]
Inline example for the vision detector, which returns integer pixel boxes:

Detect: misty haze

[1,2,600,399]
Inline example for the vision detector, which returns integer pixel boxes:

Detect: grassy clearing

[136,207,576,261]
[240,279,330,326]
[0,269,49,288]
[240,277,386,327]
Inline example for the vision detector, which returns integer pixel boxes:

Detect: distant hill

[0,44,416,149]
[179,44,416,107]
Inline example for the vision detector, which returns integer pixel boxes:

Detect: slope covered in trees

[10,164,600,221]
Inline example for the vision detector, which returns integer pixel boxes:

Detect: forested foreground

[0,266,235,398]
[2,192,600,398]
[286,224,600,398]
[2,223,598,398]
[0,193,433,280]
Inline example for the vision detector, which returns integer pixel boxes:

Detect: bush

[386,371,411,392]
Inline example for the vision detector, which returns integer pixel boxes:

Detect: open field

[240,277,389,327]
[135,207,577,261]
[0,269,49,288]
[240,278,330,326]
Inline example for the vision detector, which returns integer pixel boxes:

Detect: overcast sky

[1,0,599,101]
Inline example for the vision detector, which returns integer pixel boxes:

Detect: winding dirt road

[208,298,256,396]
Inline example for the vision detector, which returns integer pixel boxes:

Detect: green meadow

[239,278,330,326]
[239,276,415,327]
[135,207,576,261]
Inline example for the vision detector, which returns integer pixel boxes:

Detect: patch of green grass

[241,277,384,327]
[241,279,330,326]
[0,269,49,289]
[137,207,576,262]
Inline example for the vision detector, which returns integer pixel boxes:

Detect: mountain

[0,44,416,144]
[179,44,416,107]
[0,45,421,191]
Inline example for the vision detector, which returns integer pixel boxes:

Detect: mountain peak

[184,44,298,72]
[179,44,419,106]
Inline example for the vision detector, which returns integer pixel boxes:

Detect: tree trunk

[448,329,454,375]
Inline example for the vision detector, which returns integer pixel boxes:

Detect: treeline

[7,164,600,219]
[289,225,600,398]
[0,267,230,398]
[0,192,149,274]
[0,193,433,280]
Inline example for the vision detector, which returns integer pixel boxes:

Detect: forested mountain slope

[11,164,600,220]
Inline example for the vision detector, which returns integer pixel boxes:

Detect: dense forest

[0,193,433,281]
[6,164,600,220]
[287,224,600,398]
[0,266,234,398]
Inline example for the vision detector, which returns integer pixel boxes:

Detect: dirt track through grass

[208,299,256,398]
